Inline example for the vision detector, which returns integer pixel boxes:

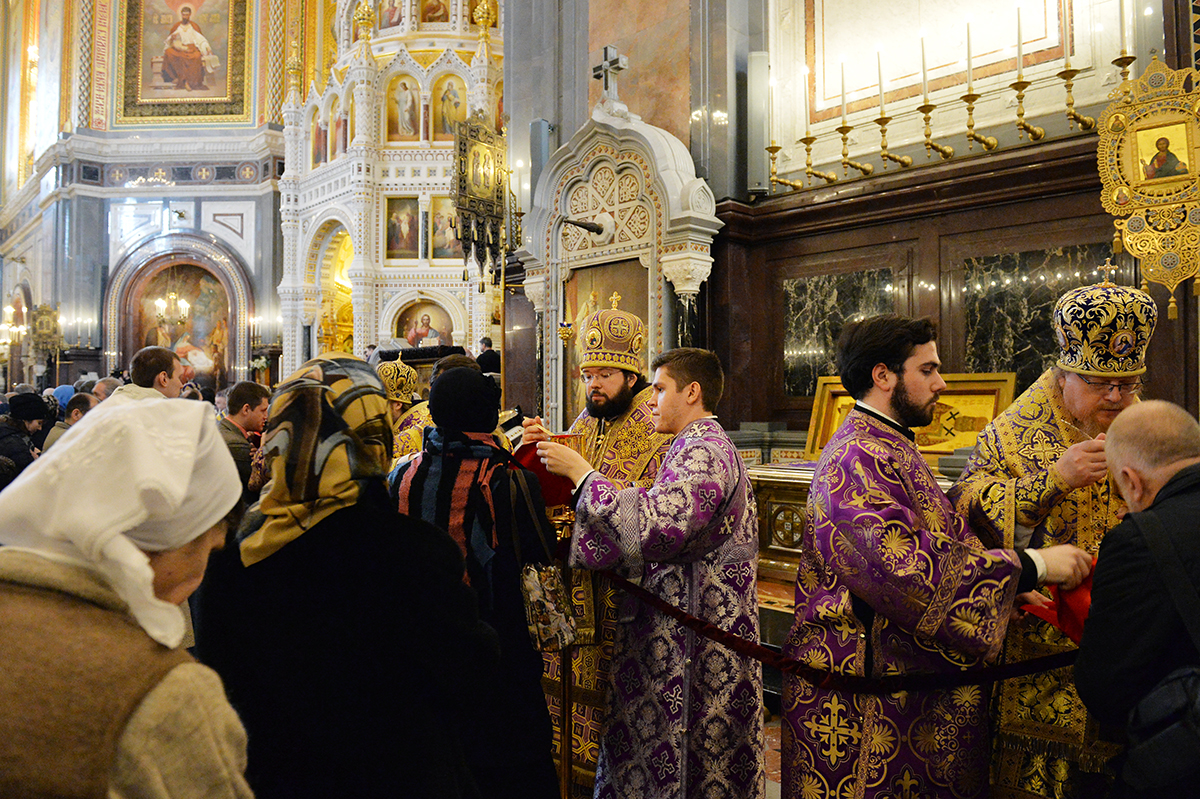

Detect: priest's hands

[1053,434,1107,489]
[1039,544,1092,590]
[536,441,593,486]
[520,415,551,448]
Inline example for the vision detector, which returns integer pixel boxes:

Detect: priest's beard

[587,379,637,421]
[891,374,938,428]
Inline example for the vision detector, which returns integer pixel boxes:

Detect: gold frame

[803,372,1017,464]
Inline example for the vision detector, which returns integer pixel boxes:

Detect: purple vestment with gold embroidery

[782,408,1023,799]
[570,417,765,799]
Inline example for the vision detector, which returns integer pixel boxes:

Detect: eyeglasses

[1075,374,1145,397]
[579,370,619,384]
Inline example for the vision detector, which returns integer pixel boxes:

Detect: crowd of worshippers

[2,277,1199,799]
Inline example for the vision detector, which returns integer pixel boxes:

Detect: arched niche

[104,233,253,382]
[379,287,467,347]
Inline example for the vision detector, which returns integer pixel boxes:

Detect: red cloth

[1019,557,1097,644]
[513,442,576,507]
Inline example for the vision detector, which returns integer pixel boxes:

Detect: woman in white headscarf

[0,400,253,799]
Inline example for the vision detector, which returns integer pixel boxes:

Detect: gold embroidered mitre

[579,292,646,373]
[376,360,419,403]
[1053,277,1157,377]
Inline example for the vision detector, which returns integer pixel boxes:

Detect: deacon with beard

[948,277,1157,798]
[520,296,672,792]
[781,314,1091,799]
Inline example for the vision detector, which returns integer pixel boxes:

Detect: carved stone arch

[426,48,472,77]
[377,48,430,90]
[301,211,357,287]
[379,287,468,345]
[103,233,254,380]
[378,66,425,142]
[335,0,360,55]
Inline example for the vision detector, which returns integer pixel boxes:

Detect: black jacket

[1076,462,1200,725]
[0,416,35,474]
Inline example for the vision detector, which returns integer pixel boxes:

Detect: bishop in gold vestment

[949,278,1157,798]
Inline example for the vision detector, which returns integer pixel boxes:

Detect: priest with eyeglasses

[948,275,1158,799]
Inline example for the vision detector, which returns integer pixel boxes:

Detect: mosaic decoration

[781,267,894,397]
[962,244,1135,394]
[1098,57,1200,317]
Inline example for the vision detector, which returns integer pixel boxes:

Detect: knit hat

[9,393,48,421]
[429,367,500,433]
[1053,276,1158,377]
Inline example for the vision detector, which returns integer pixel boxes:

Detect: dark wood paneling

[709,135,1198,429]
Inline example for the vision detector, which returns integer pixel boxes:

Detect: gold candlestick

[766,143,806,192]
[875,116,913,169]
[1057,68,1096,130]
[1112,53,1137,83]
[836,125,874,176]
[798,135,838,184]
[916,104,954,160]
[961,93,998,151]
[1009,80,1045,141]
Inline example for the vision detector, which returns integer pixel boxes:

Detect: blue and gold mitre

[1053,272,1157,377]
[580,292,646,373]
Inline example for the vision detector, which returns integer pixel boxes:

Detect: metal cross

[1097,257,1119,285]
[592,45,628,102]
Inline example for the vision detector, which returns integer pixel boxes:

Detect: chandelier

[0,305,25,346]
[154,267,190,325]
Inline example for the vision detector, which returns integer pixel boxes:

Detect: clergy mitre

[376,359,420,403]
[580,292,646,373]
[1053,278,1158,377]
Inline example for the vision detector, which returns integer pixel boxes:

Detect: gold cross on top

[609,291,622,309]
[1097,257,1119,285]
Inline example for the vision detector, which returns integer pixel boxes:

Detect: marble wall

[782,267,895,397]
[961,243,1135,393]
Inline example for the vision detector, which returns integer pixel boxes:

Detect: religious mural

[430,197,464,259]
[330,97,348,159]
[961,243,1134,394]
[135,0,231,102]
[562,259,649,425]
[311,110,327,167]
[385,197,420,259]
[432,74,465,141]
[1136,124,1190,182]
[135,263,229,385]
[782,267,895,397]
[386,74,421,142]
[420,0,449,23]
[378,0,403,30]
[396,301,453,348]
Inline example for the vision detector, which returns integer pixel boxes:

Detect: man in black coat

[475,336,500,374]
[0,393,48,480]
[1076,400,1200,793]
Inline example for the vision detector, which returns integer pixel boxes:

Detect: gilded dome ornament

[1097,56,1200,318]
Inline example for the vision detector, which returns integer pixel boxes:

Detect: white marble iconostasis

[769,0,1166,179]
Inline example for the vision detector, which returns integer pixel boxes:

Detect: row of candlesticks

[770,49,1134,190]
[249,315,284,348]
[60,316,97,348]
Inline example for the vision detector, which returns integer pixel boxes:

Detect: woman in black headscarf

[194,354,498,799]
[391,367,559,799]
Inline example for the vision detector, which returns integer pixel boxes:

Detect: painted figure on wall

[135,265,230,384]
[388,77,420,141]
[161,5,219,90]
[421,0,449,22]
[1142,136,1189,179]
[434,77,464,140]
[379,0,402,28]
[386,198,421,260]
[495,85,504,133]
[312,114,327,167]
[430,197,464,259]
[332,100,347,160]
[396,302,454,349]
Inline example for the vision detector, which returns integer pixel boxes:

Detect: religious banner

[1098,56,1200,317]
[117,0,250,123]
[453,109,506,269]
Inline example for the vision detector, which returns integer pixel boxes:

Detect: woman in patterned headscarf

[193,354,498,799]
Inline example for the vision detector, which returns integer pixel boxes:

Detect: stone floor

[765,715,782,797]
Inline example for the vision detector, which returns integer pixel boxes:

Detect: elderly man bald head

[1106,400,1200,512]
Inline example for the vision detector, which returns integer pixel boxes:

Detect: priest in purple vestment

[781,315,1093,799]
[538,347,765,799]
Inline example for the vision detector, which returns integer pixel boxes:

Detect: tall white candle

[967,23,973,92]
[768,75,775,142]
[840,61,847,126]
[1119,0,1128,53]
[877,51,886,115]
[1061,0,1071,68]
[920,37,929,103]
[1017,8,1024,79]
[801,68,810,136]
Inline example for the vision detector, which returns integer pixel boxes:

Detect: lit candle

[1119,0,1128,53]
[877,51,886,116]
[801,67,811,136]
[1062,0,1071,68]
[768,74,775,143]
[967,23,973,92]
[920,37,929,103]
[840,61,847,126]
[1016,8,1024,79]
